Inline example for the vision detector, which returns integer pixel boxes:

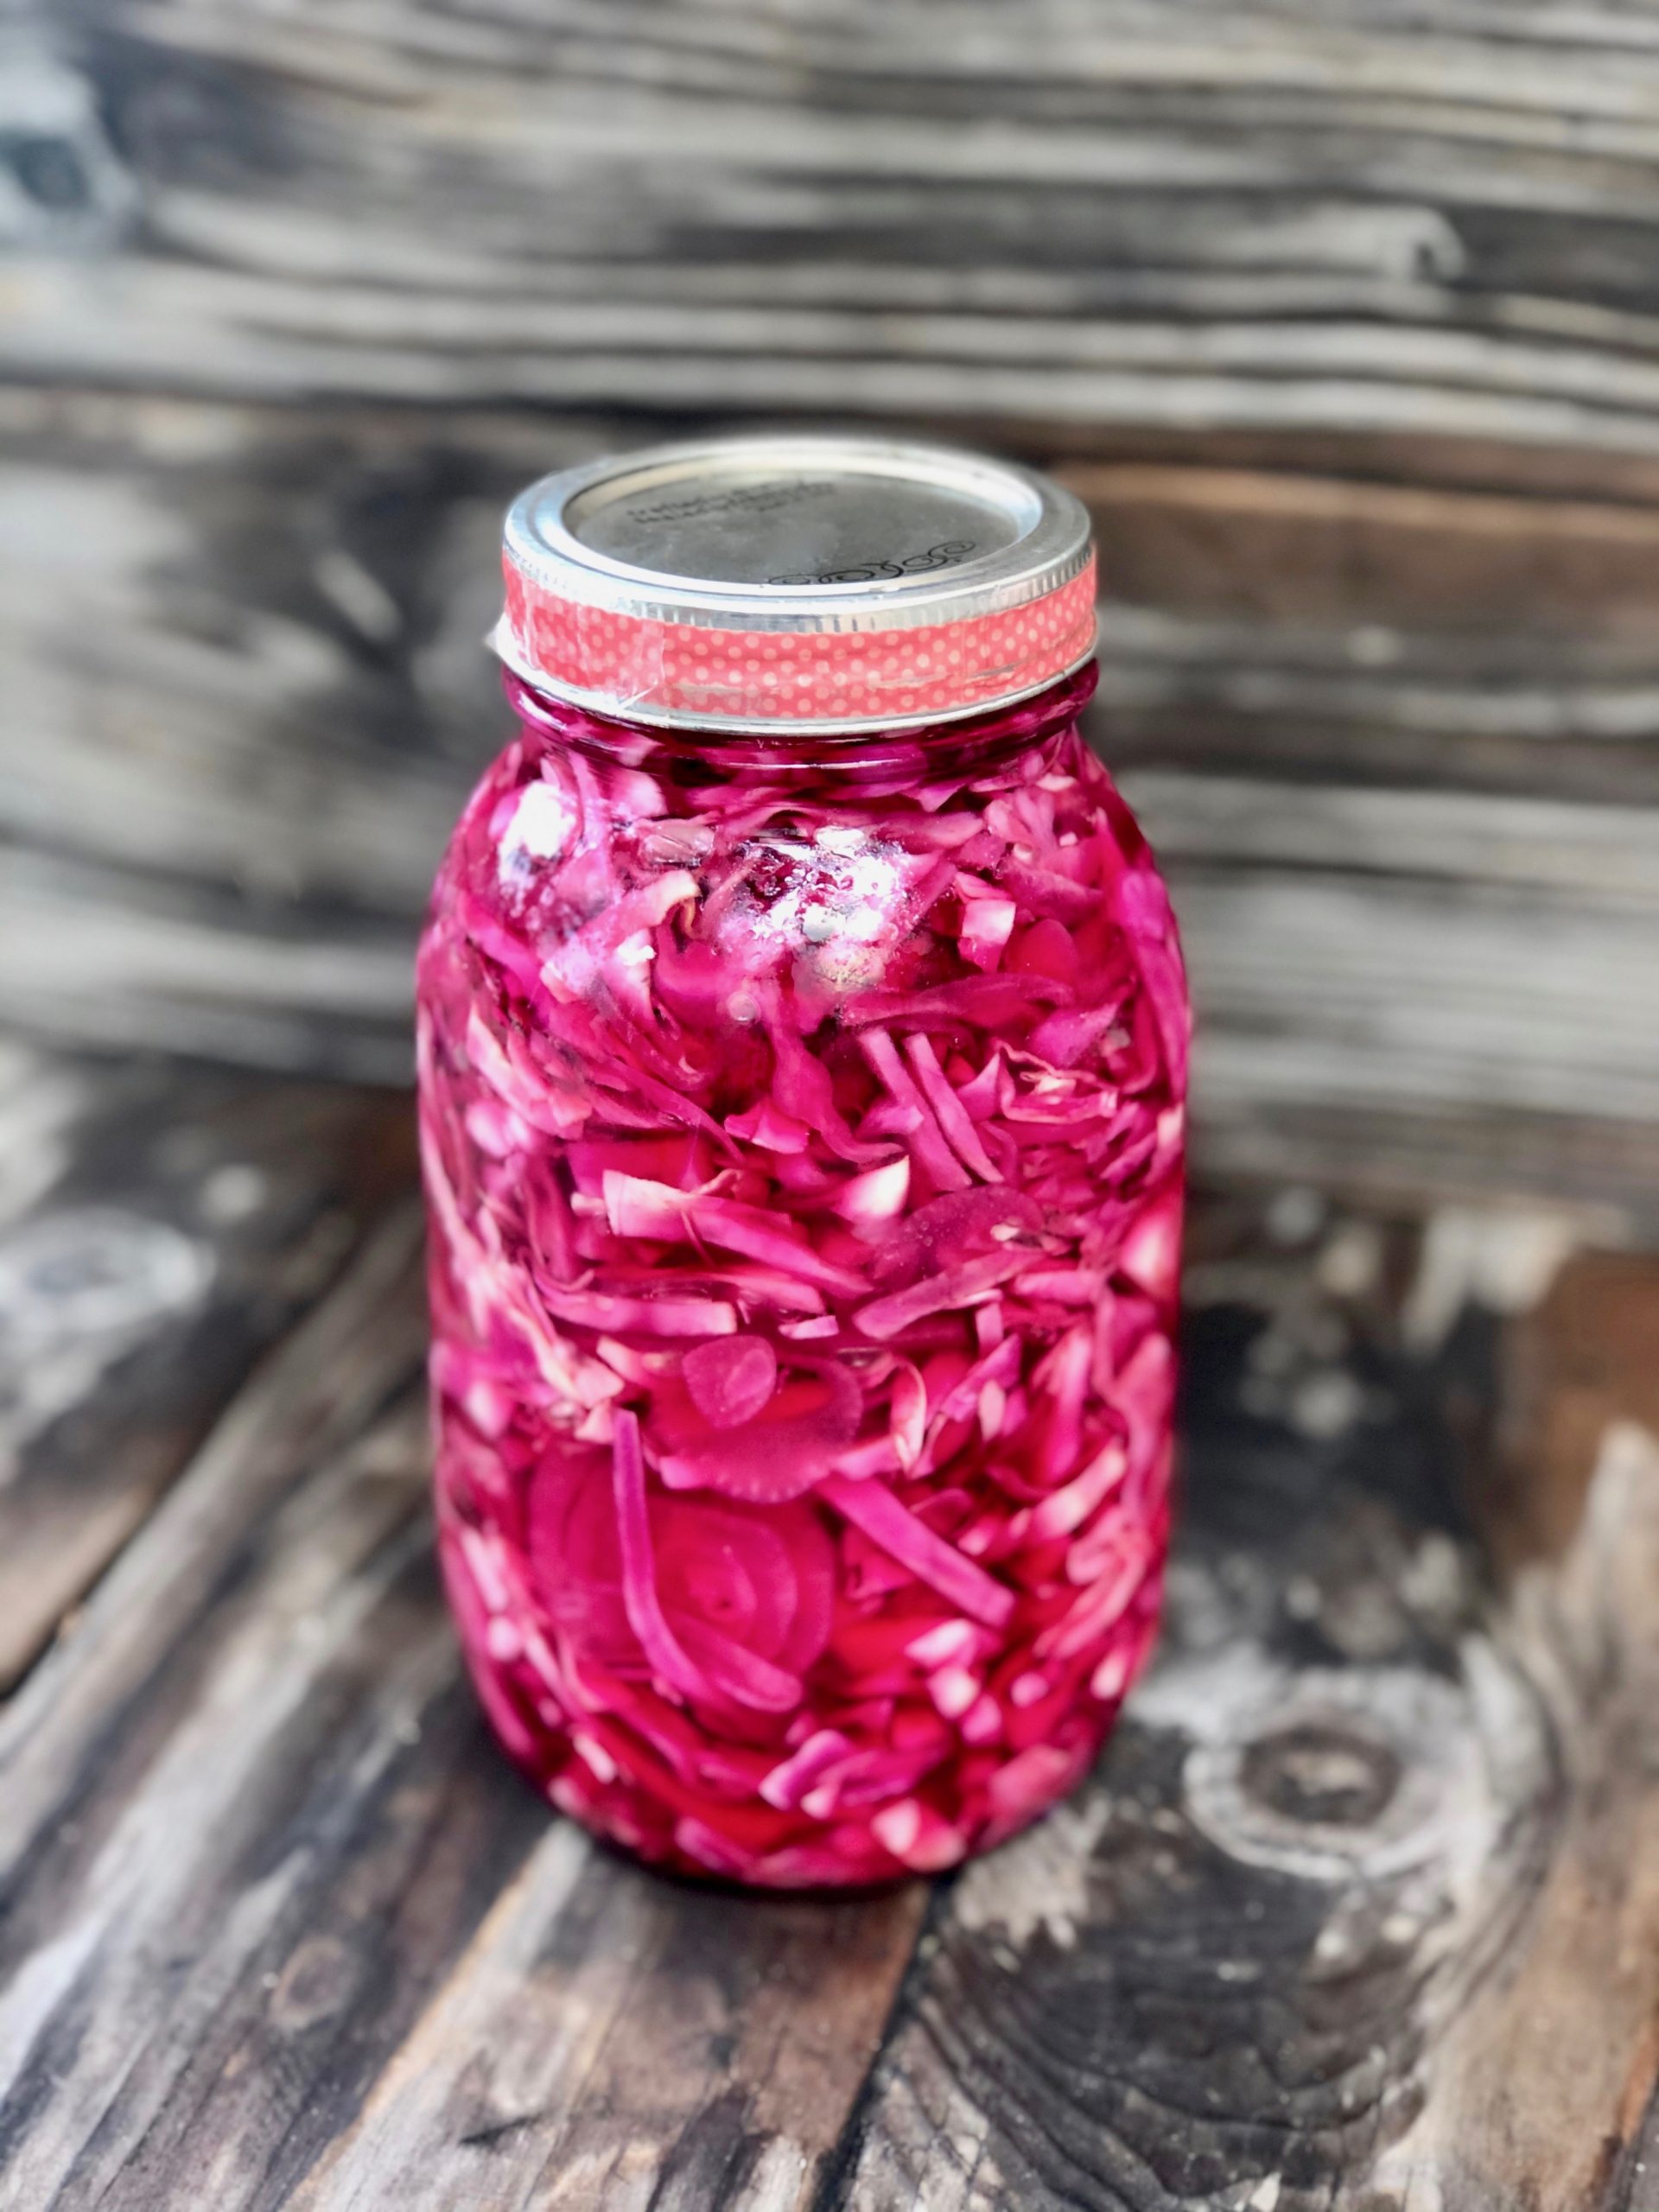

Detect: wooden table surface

[0,1038,1655,2212]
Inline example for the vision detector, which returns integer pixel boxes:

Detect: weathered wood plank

[289,1863,922,2212]
[24,0,1659,477]
[0,389,542,912]
[5,385,1659,1190]
[0,1036,411,1693]
[1193,1100,1659,1247]
[10,3,1659,1203]
[1363,1255,1659,2212]
[0,1211,925,2212]
[1092,603,1659,802]
[1178,869,1659,1122]
[1071,465,1659,638]
[0,854,418,1083]
[3,1154,1654,2206]
[836,1204,1659,2210]
[1123,774,1659,906]
[0,386,573,1078]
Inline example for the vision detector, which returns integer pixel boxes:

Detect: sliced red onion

[682,1333,779,1429]
[819,1474,1014,1630]
[420,671,1186,1883]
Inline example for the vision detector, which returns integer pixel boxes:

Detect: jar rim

[495,432,1097,733]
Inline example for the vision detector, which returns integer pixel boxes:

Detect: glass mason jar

[417,435,1188,1887]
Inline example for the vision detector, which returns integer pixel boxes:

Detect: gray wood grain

[1194,1096,1659,1245]
[7,1,1659,1202]
[5,391,1659,1203]
[20,0,1659,465]
[0,1038,412,1692]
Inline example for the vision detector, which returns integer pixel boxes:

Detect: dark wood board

[3,1123,1657,2207]
[0,1039,411,1694]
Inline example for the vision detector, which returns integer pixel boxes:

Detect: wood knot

[1241,1722,1402,1831]
[1180,1668,1481,1884]
[0,51,136,248]
[267,1935,359,2036]
[0,1207,212,1348]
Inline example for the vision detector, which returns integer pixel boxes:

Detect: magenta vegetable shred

[417,435,1188,1885]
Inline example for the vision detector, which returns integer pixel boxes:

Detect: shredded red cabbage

[419,664,1186,1885]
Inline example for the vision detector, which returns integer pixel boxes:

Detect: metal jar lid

[493,433,1096,733]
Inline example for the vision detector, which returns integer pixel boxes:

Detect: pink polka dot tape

[493,435,1097,732]
[499,558,1097,730]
